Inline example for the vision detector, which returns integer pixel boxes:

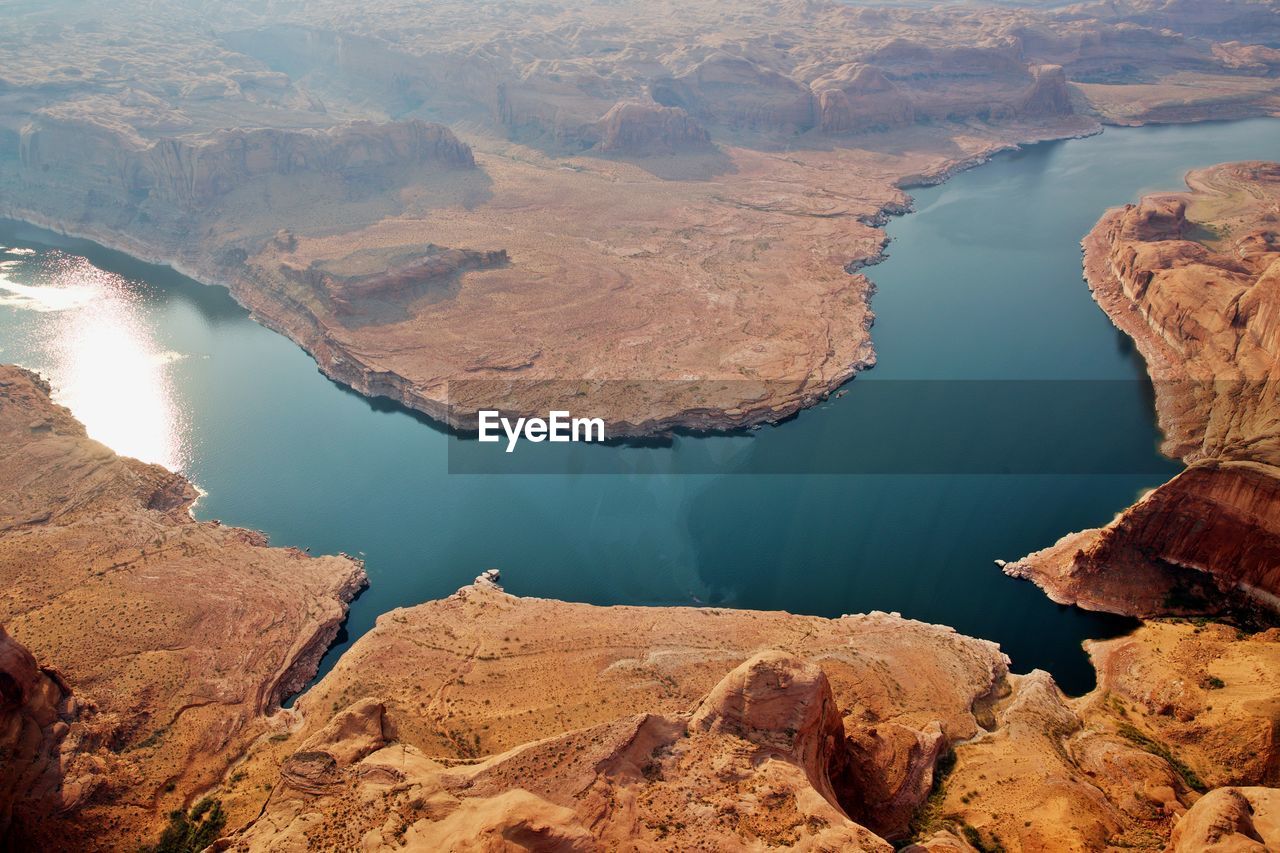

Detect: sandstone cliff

[1008,162,1280,617]
[0,625,74,844]
[812,64,915,134]
[18,116,474,210]
[595,101,712,154]
[0,366,367,849]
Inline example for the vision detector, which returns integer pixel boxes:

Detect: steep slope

[0,366,366,849]
[1007,162,1280,617]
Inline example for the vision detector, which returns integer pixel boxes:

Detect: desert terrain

[4,0,1280,850]
[0,364,1277,849]
[3,386,1277,853]
[2,0,1279,430]
[0,366,366,849]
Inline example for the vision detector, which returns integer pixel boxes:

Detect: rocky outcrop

[1009,162,1280,617]
[811,55,1069,134]
[595,100,711,154]
[1007,461,1280,616]
[651,54,816,133]
[0,366,367,849]
[213,578,1010,848]
[859,42,1075,124]
[1020,64,1072,118]
[0,625,74,846]
[145,120,475,206]
[18,116,474,209]
[690,651,853,810]
[281,244,509,315]
[841,720,946,840]
[1169,787,1280,851]
[494,78,611,149]
[1086,621,1280,792]
[924,620,1280,851]
[812,64,915,134]
[209,580,1280,852]
[232,651,894,851]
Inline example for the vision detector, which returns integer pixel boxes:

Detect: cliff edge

[1007,162,1280,617]
[0,366,367,849]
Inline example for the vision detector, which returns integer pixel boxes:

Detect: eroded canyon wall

[1008,162,1280,617]
[0,366,366,849]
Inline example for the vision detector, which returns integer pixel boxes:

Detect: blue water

[2,118,1275,694]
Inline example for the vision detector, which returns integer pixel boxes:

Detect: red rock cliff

[1008,162,1280,617]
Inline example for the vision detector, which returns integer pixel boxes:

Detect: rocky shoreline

[3,362,1279,850]
[5,0,1278,438]
[1006,162,1280,619]
[0,366,367,849]
[4,2,1280,849]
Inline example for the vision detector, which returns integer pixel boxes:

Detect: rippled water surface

[2,118,1276,694]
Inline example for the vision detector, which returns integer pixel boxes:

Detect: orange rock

[1010,162,1280,617]
[1169,787,1280,852]
[0,366,367,848]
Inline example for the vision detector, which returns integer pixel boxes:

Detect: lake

[3,118,1276,694]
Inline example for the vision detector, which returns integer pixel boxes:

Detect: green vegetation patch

[1115,723,1206,792]
[142,798,226,853]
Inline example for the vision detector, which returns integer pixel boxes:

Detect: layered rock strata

[1007,162,1280,617]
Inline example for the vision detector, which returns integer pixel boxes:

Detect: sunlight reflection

[1,247,190,471]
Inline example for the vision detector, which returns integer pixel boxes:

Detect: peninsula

[1007,162,1280,618]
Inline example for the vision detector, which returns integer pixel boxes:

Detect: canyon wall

[18,115,474,210]
[1008,162,1280,617]
[0,366,367,849]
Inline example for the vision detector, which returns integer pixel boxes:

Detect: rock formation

[0,366,367,848]
[0,625,74,845]
[595,101,711,154]
[651,54,818,133]
[281,245,509,316]
[1007,162,1280,617]
[1169,787,1280,851]
[4,376,1279,850]
[812,64,914,134]
[18,116,474,210]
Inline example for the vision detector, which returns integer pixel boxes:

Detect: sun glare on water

[0,247,191,472]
